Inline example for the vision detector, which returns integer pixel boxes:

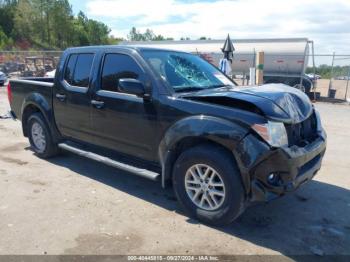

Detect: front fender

[159,115,249,187]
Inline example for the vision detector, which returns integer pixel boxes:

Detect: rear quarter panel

[9,79,53,121]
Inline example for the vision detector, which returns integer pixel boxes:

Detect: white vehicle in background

[306,73,321,80]
[44,69,56,78]
[0,71,7,86]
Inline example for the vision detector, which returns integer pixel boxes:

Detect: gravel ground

[0,86,349,257]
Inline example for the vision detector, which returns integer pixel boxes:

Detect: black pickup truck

[7,46,326,225]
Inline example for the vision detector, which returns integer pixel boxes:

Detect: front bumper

[250,136,326,202]
[235,119,327,202]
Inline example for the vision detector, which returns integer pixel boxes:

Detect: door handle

[91,100,105,109]
[55,93,66,101]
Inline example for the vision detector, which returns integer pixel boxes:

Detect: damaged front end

[235,109,326,202]
[180,83,327,202]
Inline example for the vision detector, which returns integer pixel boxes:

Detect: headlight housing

[251,121,288,147]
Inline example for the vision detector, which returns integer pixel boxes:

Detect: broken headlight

[251,121,288,147]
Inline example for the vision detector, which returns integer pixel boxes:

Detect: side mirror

[118,78,145,97]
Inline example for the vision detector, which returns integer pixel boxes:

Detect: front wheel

[172,144,246,226]
[28,113,59,158]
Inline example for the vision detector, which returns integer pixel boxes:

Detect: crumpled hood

[181,84,313,124]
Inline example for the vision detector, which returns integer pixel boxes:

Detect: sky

[69,0,350,56]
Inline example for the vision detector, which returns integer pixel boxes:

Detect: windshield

[141,50,236,92]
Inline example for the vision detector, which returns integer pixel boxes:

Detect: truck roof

[65,45,188,53]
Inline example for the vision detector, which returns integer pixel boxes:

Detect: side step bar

[58,143,160,181]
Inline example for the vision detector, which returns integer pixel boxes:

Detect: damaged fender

[158,115,249,187]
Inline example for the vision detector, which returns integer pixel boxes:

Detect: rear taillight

[7,82,12,104]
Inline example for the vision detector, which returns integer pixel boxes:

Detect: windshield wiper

[174,84,234,93]
[206,84,233,88]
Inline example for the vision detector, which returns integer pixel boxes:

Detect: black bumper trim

[249,133,326,202]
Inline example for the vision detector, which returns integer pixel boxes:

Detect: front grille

[285,111,318,147]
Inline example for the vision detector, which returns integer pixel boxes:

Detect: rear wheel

[28,113,59,158]
[293,79,312,95]
[173,144,245,226]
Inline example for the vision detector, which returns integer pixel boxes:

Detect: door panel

[53,53,95,141]
[91,53,158,161]
[92,91,157,160]
[54,85,92,140]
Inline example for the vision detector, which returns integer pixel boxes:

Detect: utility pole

[328,52,335,97]
[310,40,317,101]
[256,51,264,85]
[345,65,350,101]
[249,67,256,85]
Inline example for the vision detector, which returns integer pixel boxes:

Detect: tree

[153,34,165,41]
[127,27,171,41]
[86,19,111,44]
[128,27,141,41]
[0,0,17,36]
[72,11,89,46]
[107,36,124,45]
[143,29,155,41]
[0,27,11,49]
[1,1,114,50]
[72,11,110,46]
[13,0,37,43]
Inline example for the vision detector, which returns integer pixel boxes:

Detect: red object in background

[7,82,12,104]
[199,53,214,64]
[16,39,31,50]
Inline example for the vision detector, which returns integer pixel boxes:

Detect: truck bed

[9,77,54,120]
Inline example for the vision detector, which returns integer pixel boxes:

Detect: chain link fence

[0,50,349,101]
[322,54,350,101]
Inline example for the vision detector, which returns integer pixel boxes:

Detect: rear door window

[64,54,77,85]
[64,53,94,88]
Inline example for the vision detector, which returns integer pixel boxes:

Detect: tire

[293,81,312,95]
[172,144,245,226]
[293,83,306,93]
[27,113,59,158]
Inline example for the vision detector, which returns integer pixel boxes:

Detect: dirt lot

[0,86,349,257]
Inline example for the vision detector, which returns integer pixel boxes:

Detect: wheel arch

[21,93,60,142]
[158,115,249,188]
